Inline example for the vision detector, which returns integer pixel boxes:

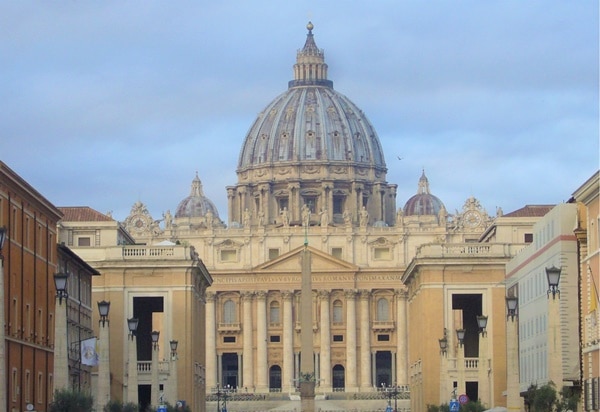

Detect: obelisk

[300,213,315,412]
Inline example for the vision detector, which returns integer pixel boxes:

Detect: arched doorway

[332,364,345,390]
[269,365,282,391]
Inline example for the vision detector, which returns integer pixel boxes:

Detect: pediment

[254,245,358,273]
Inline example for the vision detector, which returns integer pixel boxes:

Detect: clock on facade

[463,210,483,228]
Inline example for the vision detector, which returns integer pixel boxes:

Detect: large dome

[227,22,397,227]
[237,22,386,173]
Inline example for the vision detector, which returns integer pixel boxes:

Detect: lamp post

[438,333,448,355]
[151,330,160,406]
[96,301,111,412]
[222,384,230,412]
[505,295,521,411]
[53,272,69,391]
[456,328,466,347]
[546,266,561,299]
[0,227,7,411]
[215,383,230,412]
[215,383,222,412]
[126,317,139,404]
[383,383,400,412]
[168,340,178,405]
[476,315,488,336]
[546,265,563,387]
[438,328,449,404]
[506,296,518,321]
[477,314,490,406]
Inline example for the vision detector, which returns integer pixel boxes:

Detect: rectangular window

[220,249,237,262]
[373,247,390,260]
[377,334,390,342]
[333,196,344,215]
[223,336,236,343]
[278,198,289,212]
[331,247,342,259]
[37,372,43,404]
[268,248,280,260]
[524,233,533,243]
[270,335,281,343]
[333,335,344,342]
[77,237,91,247]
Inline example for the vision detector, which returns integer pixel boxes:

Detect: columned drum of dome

[229,23,397,228]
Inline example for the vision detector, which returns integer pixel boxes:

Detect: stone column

[256,291,268,391]
[395,290,408,385]
[205,292,217,390]
[506,315,521,412]
[548,294,563,390]
[96,317,110,412]
[151,340,160,406]
[242,292,254,390]
[319,290,332,391]
[345,290,358,391]
[53,296,69,391]
[126,331,138,404]
[359,290,372,390]
[478,332,490,407]
[283,291,295,392]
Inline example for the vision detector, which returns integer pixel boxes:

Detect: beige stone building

[59,207,213,411]
[572,171,600,411]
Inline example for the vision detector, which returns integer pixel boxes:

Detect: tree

[104,400,139,412]
[49,389,94,412]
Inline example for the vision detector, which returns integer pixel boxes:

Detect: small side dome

[403,171,445,216]
[175,173,221,219]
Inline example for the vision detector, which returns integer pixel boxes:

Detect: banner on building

[81,337,99,366]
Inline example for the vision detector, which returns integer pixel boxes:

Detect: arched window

[223,299,236,324]
[376,297,389,321]
[332,364,345,389]
[270,301,280,325]
[332,300,343,324]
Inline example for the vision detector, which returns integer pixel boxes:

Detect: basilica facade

[110,23,525,410]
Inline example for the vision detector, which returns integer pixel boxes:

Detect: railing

[372,321,395,331]
[122,246,176,258]
[218,322,241,333]
[414,242,526,259]
[137,360,170,375]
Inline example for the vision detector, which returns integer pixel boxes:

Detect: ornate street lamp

[53,272,69,305]
[170,340,179,360]
[456,328,466,347]
[506,296,518,321]
[476,315,488,336]
[151,330,160,350]
[53,272,69,390]
[96,300,111,412]
[546,266,561,299]
[383,383,400,412]
[168,340,179,405]
[126,317,139,404]
[127,317,139,339]
[97,301,110,327]
[438,329,448,355]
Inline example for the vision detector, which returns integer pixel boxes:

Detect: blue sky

[1,1,598,222]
